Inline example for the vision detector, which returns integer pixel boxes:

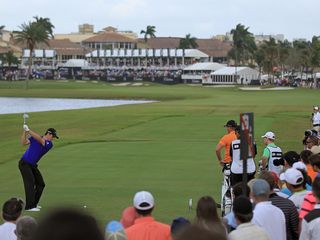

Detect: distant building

[79,24,94,34]
[138,37,232,63]
[254,34,285,43]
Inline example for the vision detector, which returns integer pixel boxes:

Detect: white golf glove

[23,124,30,131]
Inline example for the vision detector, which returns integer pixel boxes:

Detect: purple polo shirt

[22,136,53,166]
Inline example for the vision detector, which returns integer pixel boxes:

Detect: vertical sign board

[240,112,254,196]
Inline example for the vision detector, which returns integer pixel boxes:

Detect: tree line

[1,19,320,88]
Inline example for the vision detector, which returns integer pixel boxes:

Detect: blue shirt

[22,136,53,166]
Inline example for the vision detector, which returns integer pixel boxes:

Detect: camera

[305,129,318,137]
[273,158,285,166]
[303,129,318,145]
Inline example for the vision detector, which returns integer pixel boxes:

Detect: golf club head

[23,113,29,124]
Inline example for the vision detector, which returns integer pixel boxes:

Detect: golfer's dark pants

[230,172,255,187]
[19,159,45,209]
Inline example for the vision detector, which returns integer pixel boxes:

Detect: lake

[0,97,156,114]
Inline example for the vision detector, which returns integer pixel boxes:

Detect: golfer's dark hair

[312,177,320,200]
[300,150,313,164]
[33,207,104,240]
[259,171,276,190]
[2,198,24,221]
[233,197,253,223]
[310,154,320,168]
[233,182,250,198]
[135,204,154,216]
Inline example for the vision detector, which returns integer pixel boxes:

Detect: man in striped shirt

[300,177,320,240]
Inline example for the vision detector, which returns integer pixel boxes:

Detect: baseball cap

[280,168,304,185]
[314,106,319,111]
[46,128,59,139]
[105,221,127,240]
[292,162,307,171]
[133,191,154,210]
[281,151,300,166]
[252,179,270,196]
[261,131,275,140]
[224,120,237,128]
[233,196,252,215]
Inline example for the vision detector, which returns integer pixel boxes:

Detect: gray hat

[252,179,270,196]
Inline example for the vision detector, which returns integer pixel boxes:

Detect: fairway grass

[0,80,317,225]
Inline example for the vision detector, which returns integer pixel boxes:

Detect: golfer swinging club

[19,124,59,211]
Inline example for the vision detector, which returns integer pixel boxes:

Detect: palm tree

[229,24,256,66]
[0,51,19,66]
[260,38,278,83]
[310,36,320,87]
[33,16,55,38]
[179,34,198,49]
[140,25,156,42]
[14,17,54,88]
[0,25,5,37]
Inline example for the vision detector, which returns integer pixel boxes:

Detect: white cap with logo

[280,168,304,185]
[261,131,276,140]
[133,191,154,210]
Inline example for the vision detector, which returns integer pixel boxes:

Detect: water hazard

[0,97,156,114]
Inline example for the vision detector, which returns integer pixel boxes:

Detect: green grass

[0,79,317,226]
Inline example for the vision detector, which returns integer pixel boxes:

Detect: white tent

[182,62,224,84]
[208,67,259,85]
[183,62,225,71]
[85,48,209,59]
[63,59,89,67]
[23,49,56,58]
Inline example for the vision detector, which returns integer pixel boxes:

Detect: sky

[0,0,319,41]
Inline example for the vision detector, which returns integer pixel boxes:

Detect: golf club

[23,113,29,125]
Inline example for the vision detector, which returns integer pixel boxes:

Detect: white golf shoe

[26,207,40,212]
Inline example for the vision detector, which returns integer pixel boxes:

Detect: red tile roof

[83,32,136,43]
[138,37,232,57]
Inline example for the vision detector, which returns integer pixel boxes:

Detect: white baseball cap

[280,168,304,185]
[261,131,276,140]
[133,191,154,210]
[314,106,319,110]
[292,162,307,171]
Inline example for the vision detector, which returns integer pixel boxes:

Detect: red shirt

[125,216,171,240]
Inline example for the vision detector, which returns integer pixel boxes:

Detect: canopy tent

[22,49,56,58]
[183,62,225,71]
[207,67,259,85]
[85,48,209,59]
[63,59,89,67]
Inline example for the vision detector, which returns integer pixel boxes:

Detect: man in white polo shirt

[311,106,320,133]
[251,179,286,240]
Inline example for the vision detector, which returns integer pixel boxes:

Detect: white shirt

[230,139,256,174]
[0,222,17,240]
[300,204,320,240]
[252,201,286,240]
[229,222,270,240]
[289,190,310,212]
[312,112,320,125]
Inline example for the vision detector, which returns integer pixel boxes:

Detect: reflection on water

[0,97,156,114]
